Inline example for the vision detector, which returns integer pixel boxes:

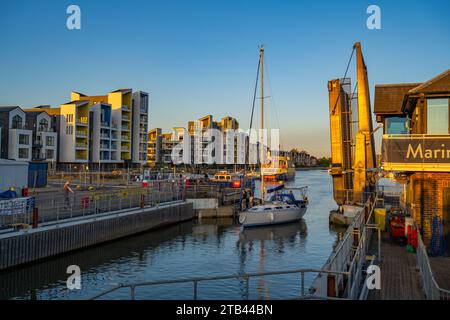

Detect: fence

[33,182,183,225]
[0,197,35,229]
[317,192,378,299]
[0,181,247,228]
[89,268,350,300]
[416,232,450,300]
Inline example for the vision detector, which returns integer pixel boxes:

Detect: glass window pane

[427,99,449,134]
[386,117,407,134]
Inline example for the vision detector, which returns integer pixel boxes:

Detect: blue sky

[1,0,449,157]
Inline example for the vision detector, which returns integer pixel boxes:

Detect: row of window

[385,98,450,135]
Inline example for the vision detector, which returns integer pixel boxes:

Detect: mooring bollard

[32,207,39,229]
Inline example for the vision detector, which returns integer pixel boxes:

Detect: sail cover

[266,184,285,194]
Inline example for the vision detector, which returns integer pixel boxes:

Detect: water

[1,169,345,300]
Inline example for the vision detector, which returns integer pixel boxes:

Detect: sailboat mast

[260,46,265,203]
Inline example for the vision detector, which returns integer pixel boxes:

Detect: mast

[260,46,265,203]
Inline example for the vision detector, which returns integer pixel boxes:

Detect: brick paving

[368,232,425,300]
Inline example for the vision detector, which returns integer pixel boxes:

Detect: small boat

[261,156,296,181]
[239,185,308,228]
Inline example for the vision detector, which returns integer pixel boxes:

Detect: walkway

[368,232,425,300]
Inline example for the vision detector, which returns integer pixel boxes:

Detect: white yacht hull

[239,206,307,228]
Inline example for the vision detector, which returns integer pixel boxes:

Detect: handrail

[416,232,450,300]
[89,268,350,300]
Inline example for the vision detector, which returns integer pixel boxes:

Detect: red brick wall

[409,172,449,245]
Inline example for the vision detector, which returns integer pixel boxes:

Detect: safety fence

[416,232,450,300]
[0,181,248,229]
[0,197,35,229]
[315,192,378,299]
[89,268,350,300]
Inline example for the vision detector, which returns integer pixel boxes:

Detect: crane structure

[328,42,377,206]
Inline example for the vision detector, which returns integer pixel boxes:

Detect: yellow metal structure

[353,42,376,193]
[328,42,377,205]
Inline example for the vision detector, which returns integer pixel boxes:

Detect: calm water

[1,169,345,300]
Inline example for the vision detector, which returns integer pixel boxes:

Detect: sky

[0,0,449,157]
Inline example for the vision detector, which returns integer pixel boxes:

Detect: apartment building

[89,102,120,164]
[24,109,58,165]
[58,100,90,164]
[147,128,162,167]
[0,106,33,162]
[148,115,241,167]
[132,91,149,164]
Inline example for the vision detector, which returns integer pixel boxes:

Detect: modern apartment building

[132,91,149,164]
[0,106,33,162]
[148,115,241,167]
[147,128,162,167]
[58,100,90,164]
[24,109,58,166]
[62,89,149,168]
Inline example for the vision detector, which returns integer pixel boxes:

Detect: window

[18,148,28,159]
[12,115,23,129]
[427,99,450,134]
[39,118,49,131]
[19,134,29,145]
[385,117,408,135]
[45,149,54,159]
[46,136,55,147]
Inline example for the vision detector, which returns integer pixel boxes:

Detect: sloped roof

[408,69,450,94]
[374,83,421,115]
[0,106,21,113]
[61,100,90,107]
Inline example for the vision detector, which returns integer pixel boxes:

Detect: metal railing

[89,268,350,300]
[317,193,378,299]
[416,232,450,300]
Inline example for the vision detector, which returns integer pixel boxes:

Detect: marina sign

[382,136,450,170]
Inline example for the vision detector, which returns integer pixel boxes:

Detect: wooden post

[32,207,39,229]
[140,194,145,209]
[327,274,336,297]
[353,227,360,247]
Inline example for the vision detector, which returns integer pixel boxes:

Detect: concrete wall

[0,201,194,270]
[186,198,218,210]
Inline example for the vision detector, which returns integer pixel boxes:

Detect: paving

[368,232,425,300]
[429,257,450,291]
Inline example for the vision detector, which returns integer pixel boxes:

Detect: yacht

[239,184,308,228]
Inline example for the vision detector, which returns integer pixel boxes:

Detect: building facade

[0,107,33,162]
[24,109,58,165]
[374,69,450,250]
[132,91,149,165]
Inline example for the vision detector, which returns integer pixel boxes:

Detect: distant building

[0,106,33,162]
[24,109,58,166]
[147,115,240,167]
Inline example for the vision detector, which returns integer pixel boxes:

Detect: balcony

[381,134,450,172]
[101,121,110,128]
[121,135,129,141]
[121,125,130,131]
[122,115,130,121]
[121,105,130,112]
[76,117,88,126]
[75,142,88,149]
[75,130,87,138]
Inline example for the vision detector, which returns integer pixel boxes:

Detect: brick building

[374,70,450,249]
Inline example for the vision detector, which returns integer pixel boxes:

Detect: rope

[331,47,356,115]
